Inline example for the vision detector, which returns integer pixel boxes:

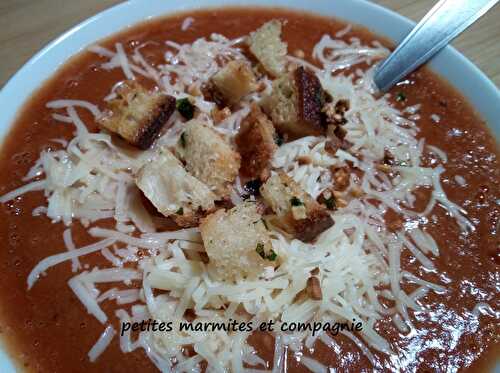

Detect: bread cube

[176,120,240,198]
[200,202,276,281]
[98,80,176,149]
[248,20,288,77]
[135,147,216,227]
[261,66,325,138]
[235,104,278,180]
[260,172,334,242]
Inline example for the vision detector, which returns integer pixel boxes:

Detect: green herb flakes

[274,134,284,146]
[266,249,278,261]
[324,197,336,210]
[176,98,195,120]
[290,196,304,206]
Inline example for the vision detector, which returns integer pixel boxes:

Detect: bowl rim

[0,0,498,371]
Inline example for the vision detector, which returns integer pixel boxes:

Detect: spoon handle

[374,0,499,92]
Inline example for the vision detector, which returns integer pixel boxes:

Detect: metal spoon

[374,0,499,92]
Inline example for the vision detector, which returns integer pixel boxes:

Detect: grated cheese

[88,325,117,362]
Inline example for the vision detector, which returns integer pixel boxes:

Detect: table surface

[0,0,499,89]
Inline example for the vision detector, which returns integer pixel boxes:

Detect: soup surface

[0,7,498,373]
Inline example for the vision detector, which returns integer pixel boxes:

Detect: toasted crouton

[135,147,216,227]
[99,81,176,149]
[209,60,257,107]
[200,202,276,281]
[261,67,325,138]
[176,120,240,198]
[260,172,334,242]
[248,20,288,77]
[235,104,278,180]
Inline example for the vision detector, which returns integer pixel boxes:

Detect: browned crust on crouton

[135,95,176,149]
[236,105,278,180]
[203,61,256,109]
[140,189,205,228]
[261,67,326,139]
[294,66,325,135]
[99,81,176,149]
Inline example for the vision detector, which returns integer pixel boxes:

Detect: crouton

[209,60,257,107]
[260,172,334,242]
[200,202,276,281]
[235,104,278,180]
[261,67,325,138]
[99,81,176,149]
[176,120,240,198]
[248,20,288,77]
[135,147,216,227]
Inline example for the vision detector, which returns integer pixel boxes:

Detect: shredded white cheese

[88,325,117,362]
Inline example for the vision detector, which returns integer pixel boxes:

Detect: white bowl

[0,0,498,371]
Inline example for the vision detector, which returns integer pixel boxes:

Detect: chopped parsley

[274,133,284,146]
[256,243,265,258]
[396,92,406,102]
[290,196,304,207]
[180,132,187,148]
[176,98,195,120]
[266,249,278,261]
[175,207,184,215]
[324,196,336,210]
